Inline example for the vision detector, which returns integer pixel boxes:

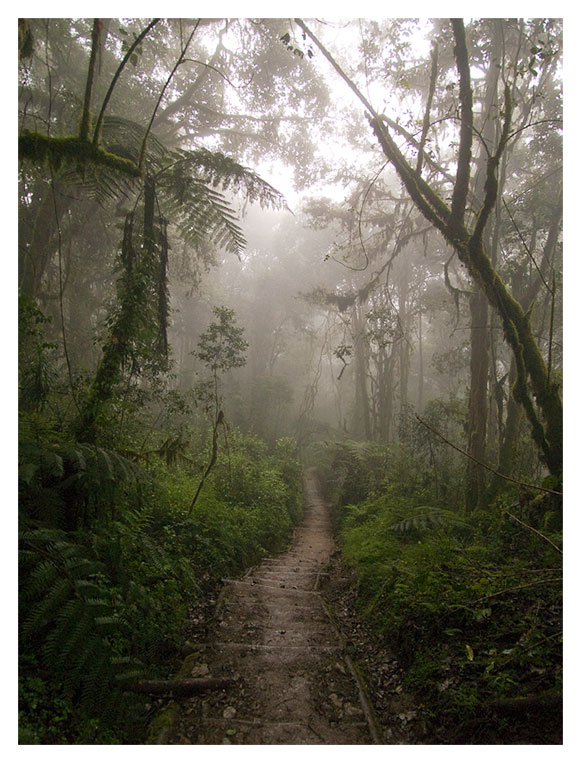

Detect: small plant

[189,306,248,512]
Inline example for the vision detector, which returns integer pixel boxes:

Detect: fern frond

[20,440,141,527]
[22,577,74,638]
[159,147,286,257]
[389,506,469,535]
[44,597,91,668]
[168,147,286,210]
[100,116,167,170]
[333,440,378,464]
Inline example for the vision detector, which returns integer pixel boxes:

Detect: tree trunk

[466,290,489,511]
[352,303,372,439]
[298,17,563,477]
[417,310,424,413]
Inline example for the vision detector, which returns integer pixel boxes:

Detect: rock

[329,693,343,708]
[223,706,237,720]
[191,663,210,677]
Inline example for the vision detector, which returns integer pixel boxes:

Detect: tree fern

[159,147,286,256]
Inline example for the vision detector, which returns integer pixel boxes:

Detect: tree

[296,18,562,480]
[188,306,249,512]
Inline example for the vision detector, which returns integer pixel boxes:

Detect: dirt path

[165,468,377,744]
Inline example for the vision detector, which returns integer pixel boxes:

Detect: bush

[319,439,562,743]
[19,419,304,743]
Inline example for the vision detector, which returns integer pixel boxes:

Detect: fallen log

[489,692,562,713]
[128,678,232,696]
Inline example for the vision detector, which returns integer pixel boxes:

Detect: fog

[17,17,564,745]
[19,17,562,468]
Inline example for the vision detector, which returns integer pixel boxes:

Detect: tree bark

[353,303,372,439]
[466,290,489,512]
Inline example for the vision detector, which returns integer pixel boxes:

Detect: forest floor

[155,467,386,744]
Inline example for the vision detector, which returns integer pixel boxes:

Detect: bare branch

[93,19,160,146]
[80,20,102,142]
[138,21,200,171]
[505,510,562,555]
[416,42,438,176]
[415,415,562,496]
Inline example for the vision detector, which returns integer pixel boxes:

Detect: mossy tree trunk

[298,17,562,477]
[464,21,499,511]
[466,290,489,511]
[370,23,562,478]
[75,176,161,443]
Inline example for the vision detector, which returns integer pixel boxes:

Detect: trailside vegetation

[312,420,562,743]
[19,403,302,743]
[19,17,562,746]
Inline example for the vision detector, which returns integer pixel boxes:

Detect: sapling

[188,306,248,514]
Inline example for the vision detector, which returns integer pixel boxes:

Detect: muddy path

[163,468,379,745]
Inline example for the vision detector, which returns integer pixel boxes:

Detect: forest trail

[165,467,377,744]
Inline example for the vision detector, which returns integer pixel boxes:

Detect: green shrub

[19,424,304,743]
[321,438,562,742]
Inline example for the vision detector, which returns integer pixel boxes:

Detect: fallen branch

[504,510,562,554]
[128,678,231,696]
[488,691,561,713]
[415,415,562,497]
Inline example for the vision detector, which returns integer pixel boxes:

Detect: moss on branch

[19,130,141,178]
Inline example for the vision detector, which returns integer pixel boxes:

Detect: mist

[18,18,563,746]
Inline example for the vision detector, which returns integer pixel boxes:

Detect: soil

[162,467,379,745]
[152,468,561,746]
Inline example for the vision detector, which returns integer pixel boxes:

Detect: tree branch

[472,84,512,245]
[450,18,473,229]
[505,510,562,554]
[370,118,451,235]
[93,19,160,146]
[138,21,200,171]
[415,414,562,496]
[294,19,377,118]
[127,678,232,696]
[416,42,438,176]
[80,19,102,142]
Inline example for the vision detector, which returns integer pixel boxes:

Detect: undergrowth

[19,413,302,744]
[317,437,562,744]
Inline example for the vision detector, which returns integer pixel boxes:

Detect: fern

[159,147,286,257]
[168,147,286,209]
[20,438,141,527]
[388,506,469,535]
[19,527,143,716]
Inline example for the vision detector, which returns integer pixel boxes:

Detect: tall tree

[296,17,562,479]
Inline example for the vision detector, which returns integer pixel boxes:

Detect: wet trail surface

[167,468,377,744]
